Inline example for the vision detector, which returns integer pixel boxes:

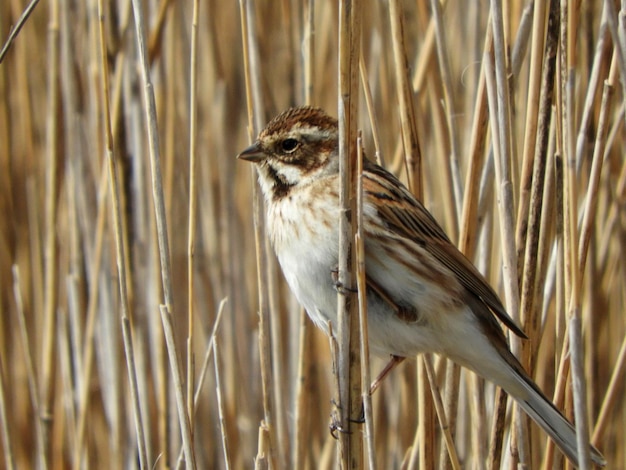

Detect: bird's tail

[511,365,606,467]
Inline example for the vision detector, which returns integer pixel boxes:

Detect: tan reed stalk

[488,0,521,332]
[12,266,44,464]
[388,4,435,468]
[388,0,422,198]
[239,2,279,468]
[592,335,626,444]
[211,338,231,470]
[129,0,174,318]
[560,3,594,467]
[426,71,459,242]
[578,78,614,278]
[484,52,514,469]
[423,355,461,470]
[96,0,150,466]
[38,0,60,465]
[186,0,200,437]
[0,0,40,63]
[359,53,384,166]
[337,0,363,467]
[411,0,441,94]
[429,0,463,214]
[455,31,493,468]
[159,305,196,468]
[574,13,612,172]
[74,167,108,467]
[294,4,316,468]
[147,0,171,62]
[602,0,626,111]
[515,0,548,270]
[355,134,376,470]
[175,298,226,467]
[519,0,559,367]
[129,0,182,461]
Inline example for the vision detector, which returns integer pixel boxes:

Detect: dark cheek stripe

[266,164,295,200]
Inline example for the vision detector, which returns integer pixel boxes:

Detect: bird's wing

[362,160,527,339]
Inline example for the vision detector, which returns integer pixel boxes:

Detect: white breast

[267,185,341,332]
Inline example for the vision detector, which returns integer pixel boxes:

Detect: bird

[237,105,605,467]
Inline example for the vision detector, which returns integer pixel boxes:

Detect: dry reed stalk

[175,298,226,468]
[38,0,60,465]
[429,0,463,215]
[515,0,548,269]
[239,2,281,468]
[0,0,40,63]
[484,52,515,468]
[337,0,363,467]
[355,135,375,470]
[212,338,231,470]
[293,7,316,466]
[159,305,195,468]
[186,0,201,438]
[98,0,150,465]
[359,53,384,167]
[519,0,559,370]
[389,0,422,198]
[422,355,461,470]
[559,3,594,468]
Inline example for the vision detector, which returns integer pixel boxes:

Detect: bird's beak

[237,142,265,162]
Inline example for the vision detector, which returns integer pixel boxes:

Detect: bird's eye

[281,138,299,153]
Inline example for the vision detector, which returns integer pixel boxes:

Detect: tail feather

[513,368,606,467]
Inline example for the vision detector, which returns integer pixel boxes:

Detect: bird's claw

[330,267,358,294]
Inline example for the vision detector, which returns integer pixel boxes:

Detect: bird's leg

[370,355,405,395]
[348,355,407,424]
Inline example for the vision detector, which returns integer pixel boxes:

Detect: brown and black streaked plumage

[238,106,605,467]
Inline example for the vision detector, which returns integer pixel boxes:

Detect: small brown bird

[238,106,605,467]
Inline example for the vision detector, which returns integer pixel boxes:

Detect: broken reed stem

[175,299,227,468]
[213,339,232,470]
[159,305,196,469]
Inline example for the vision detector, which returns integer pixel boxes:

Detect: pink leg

[370,355,406,395]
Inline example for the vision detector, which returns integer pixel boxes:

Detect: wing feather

[363,160,527,339]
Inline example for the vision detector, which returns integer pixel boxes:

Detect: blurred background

[0,0,624,468]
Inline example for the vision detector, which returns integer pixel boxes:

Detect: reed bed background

[0,0,624,468]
